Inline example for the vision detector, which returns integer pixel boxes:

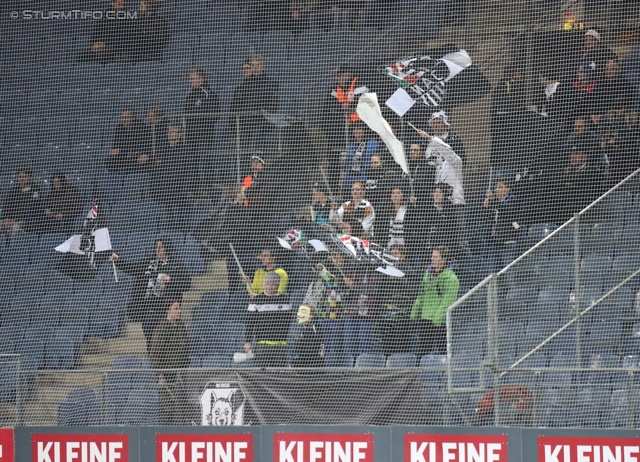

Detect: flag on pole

[369,45,490,123]
[55,203,112,274]
[356,92,409,175]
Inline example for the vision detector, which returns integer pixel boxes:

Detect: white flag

[55,228,112,254]
[356,93,409,175]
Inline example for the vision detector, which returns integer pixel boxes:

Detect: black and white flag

[378,45,490,121]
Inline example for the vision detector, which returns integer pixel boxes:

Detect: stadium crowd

[2,2,640,411]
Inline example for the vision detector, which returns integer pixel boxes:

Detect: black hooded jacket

[184,83,221,145]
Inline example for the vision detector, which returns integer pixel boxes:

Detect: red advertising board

[0,429,13,462]
[273,433,374,462]
[404,434,508,462]
[31,433,128,462]
[538,436,640,462]
[155,434,253,462]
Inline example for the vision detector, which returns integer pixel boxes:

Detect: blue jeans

[320,319,345,360]
[345,316,372,359]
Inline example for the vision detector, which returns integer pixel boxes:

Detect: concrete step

[191,259,229,292]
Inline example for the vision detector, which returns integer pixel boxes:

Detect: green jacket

[410,268,459,326]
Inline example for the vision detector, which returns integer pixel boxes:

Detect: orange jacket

[242,175,252,206]
[334,77,364,124]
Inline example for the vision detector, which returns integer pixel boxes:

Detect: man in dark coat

[76,0,136,64]
[2,167,42,237]
[581,29,618,83]
[110,238,190,350]
[230,55,280,148]
[147,105,168,157]
[491,65,527,169]
[106,107,151,174]
[42,172,82,233]
[594,59,636,114]
[184,69,220,147]
[150,300,190,425]
[134,0,169,62]
[407,143,435,204]
[320,67,369,152]
[483,178,526,247]
[150,124,194,230]
[291,306,325,368]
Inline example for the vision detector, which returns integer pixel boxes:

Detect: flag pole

[228,243,254,295]
[112,260,119,283]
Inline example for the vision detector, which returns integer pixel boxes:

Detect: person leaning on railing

[410,246,459,357]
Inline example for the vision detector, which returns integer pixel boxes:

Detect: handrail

[500,266,640,377]
[445,274,495,315]
[444,167,627,313]
[499,165,640,275]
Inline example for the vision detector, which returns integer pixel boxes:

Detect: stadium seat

[44,336,75,370]
[521,321,560,354]
[386,353,417,368]
[580,254,611,292]
[607,389,632,428]
[607,255,640,290]
[227,291,250,324]
[596,287,635,322]
[584,223,620,257]
[450,354,482,389]
[33,292,64,328]
[451,330,487,358]
[46,271,75,297]
[325,352,354,368]
[91,293,125,340]
[197,291,230,326]
[0,357,19,403]
[420,378,447,424]
[5,293,37,330]
[4,233,39,272]
[586,321,622,356]
[104,356,139,424]
[32,233,69,267]
[66,289,97,326]
[354,353,386,368]
[58,388,100,426]
[0,277,14,305]
[572,386,607,428]
[528,223,559,247]
[179,236,205,276]
[516,349,549,369]
[540,355,574,388]
[122,387,159,426]
[218,322,246,357]
[537,387,576,427]
[187,200,214,233]
[536,286,571,321]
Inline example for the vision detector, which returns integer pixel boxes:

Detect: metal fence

[445,166,640,427]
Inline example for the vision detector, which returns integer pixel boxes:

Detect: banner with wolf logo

[200,382,246,426]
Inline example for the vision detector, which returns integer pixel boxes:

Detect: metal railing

[445,166,640,423]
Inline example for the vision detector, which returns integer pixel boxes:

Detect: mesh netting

[0,0,640,428]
